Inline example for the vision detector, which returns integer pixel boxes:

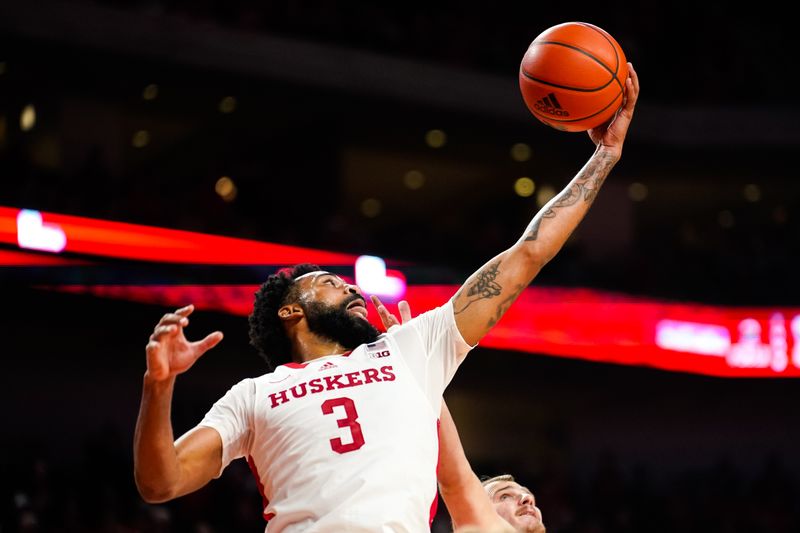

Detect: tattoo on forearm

[454,260,503,314]
[487,284,525,328]
[525,206,555,241]
[524,153,615,241]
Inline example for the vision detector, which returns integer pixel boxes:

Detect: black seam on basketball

[524,41,618,92]
[532,90,623,124]
[612,74,625,93]
[575,22,626,93]
[520,65,616,92]
[574,22,620,75]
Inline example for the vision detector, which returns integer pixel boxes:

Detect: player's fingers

[369,295,388,317]
[175,304,195,317]
[397,300,411,323]
[624,63,639,107]
[628,62,639,90]
[370,295,398,328]
[612,80,637,133]
[151,324,179,341]
[624,77,636,109]
[615,64,635,114]
[158,313,190,327]
[191,331,224,355]
[146,339,161,354]
[379,307,399,328]
[145,341,170,380]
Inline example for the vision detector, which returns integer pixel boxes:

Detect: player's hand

[371,295,411,331]
[588,62,639,160]
[145,304,223,382]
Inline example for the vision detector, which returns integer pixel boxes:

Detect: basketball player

[133,64,638,531]
[480,475,545,533]
[375,298,542,533]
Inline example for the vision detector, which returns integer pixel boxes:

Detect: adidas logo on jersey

[318,361,338,371]
[534,92,570,117]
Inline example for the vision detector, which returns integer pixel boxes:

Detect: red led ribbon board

[3,206,799,377]
[0,206,358,264]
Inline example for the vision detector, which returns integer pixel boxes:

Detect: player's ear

[278,304,304,322]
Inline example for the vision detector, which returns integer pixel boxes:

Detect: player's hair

[248,263,322,371]
[480,474,516,493]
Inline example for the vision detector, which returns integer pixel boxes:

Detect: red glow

[43,284,800,378]
[0,249,89,266]
[0,206,358,264]
[7,205,799,378]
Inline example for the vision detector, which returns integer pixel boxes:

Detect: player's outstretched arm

[452,63,639,346]
[438,401,515,533]
[133,305,224,503]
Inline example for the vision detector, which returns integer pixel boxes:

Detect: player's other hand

[588,61,639,160]
[145,304,223,382]
[371,295,412,331]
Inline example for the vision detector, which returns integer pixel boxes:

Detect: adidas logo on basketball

[534,92,570,117]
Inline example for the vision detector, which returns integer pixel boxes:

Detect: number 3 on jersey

[321,397,365,454]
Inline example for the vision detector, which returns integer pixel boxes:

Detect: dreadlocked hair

[248,263,321,371]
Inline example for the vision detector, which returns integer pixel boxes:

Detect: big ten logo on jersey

[366,340,391,359]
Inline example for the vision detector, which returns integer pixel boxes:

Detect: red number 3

[321,397,365,454]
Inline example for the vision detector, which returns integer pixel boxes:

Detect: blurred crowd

[79,0,794,106]
[4,139,799,308]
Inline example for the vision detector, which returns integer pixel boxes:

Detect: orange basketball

[519,22,628,132]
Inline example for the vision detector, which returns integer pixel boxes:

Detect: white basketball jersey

[199,300,473,532]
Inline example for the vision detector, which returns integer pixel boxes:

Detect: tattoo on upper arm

[524,153,614,241]
[454,260,502,314]
[487,284,525,328]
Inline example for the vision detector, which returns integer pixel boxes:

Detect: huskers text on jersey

[268,366,396,408]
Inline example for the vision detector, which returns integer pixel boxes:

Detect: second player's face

[485,480,545,533]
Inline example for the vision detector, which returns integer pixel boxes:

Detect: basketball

[519,22,628,132]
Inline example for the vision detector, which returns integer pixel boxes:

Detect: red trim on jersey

[247,455,273,521]
[282,351,353,369]
[429,417,441,527]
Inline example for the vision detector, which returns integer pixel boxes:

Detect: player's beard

[302,296,380,350]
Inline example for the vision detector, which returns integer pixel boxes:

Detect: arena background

[2,2,799,532]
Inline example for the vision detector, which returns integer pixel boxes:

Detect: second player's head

[249,263,380,369]
[482,474,546,533]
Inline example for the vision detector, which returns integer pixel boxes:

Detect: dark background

[2,1,799,532]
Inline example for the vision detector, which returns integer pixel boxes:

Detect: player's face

[297,273,379,348]
[485,480,545,533]
[299,273,369,319]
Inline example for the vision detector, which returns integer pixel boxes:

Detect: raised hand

[145,304,223,381]
[588,62,640,159]
[370,295,412,331]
